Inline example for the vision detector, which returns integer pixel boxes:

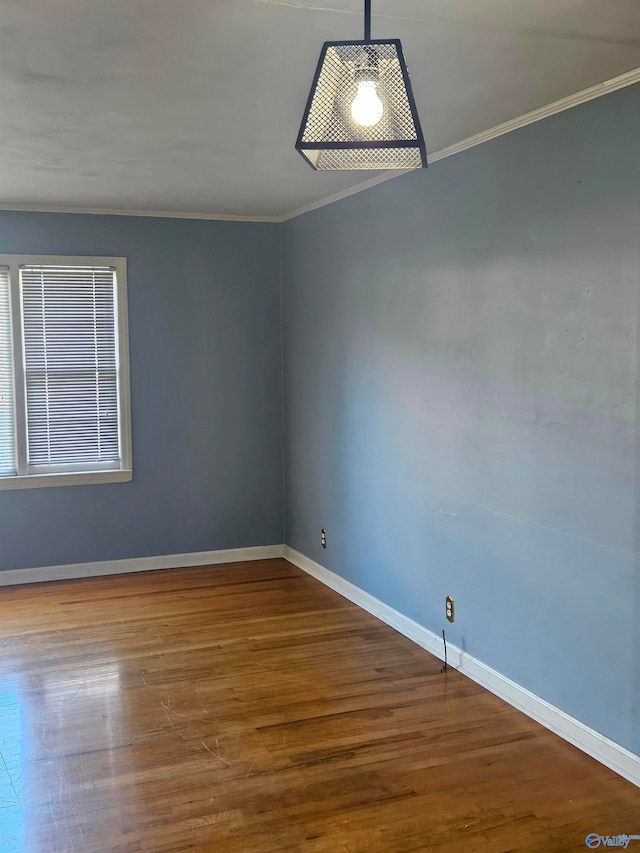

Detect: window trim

[0,254,132,490]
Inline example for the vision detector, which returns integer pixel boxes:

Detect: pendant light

[295,0,427,171]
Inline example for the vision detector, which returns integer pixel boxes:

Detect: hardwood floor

[0,558,637,852]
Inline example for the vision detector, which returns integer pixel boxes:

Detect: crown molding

[280,65,640,221]
[0,66,638,225]
[0,204,281,223]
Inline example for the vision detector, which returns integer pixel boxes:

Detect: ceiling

[0,0,639,220]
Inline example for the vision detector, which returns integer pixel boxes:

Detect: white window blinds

[0,267,16,476]
[20,265,121,470]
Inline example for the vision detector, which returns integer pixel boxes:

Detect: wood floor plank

[0,558,637,852]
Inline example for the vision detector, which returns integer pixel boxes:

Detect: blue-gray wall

[1,83,638,759]
[282,84,640,754]
[0,212,284,570]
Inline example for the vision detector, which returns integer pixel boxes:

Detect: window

[0,255,132,489]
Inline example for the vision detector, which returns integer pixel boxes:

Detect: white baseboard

[0,544,285,587]
[284,546,640,789]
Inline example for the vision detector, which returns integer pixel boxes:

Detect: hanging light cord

[364,0,371,41]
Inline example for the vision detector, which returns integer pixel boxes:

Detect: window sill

[0,469,133,491]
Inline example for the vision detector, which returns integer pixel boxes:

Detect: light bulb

[350,80,384,127]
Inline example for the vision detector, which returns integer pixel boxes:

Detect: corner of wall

[277,220,287,547]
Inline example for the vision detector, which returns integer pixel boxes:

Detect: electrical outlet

[446,595,454,623]
[321,529,327,549]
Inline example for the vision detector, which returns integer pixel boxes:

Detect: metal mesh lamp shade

[296,35,427,171]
